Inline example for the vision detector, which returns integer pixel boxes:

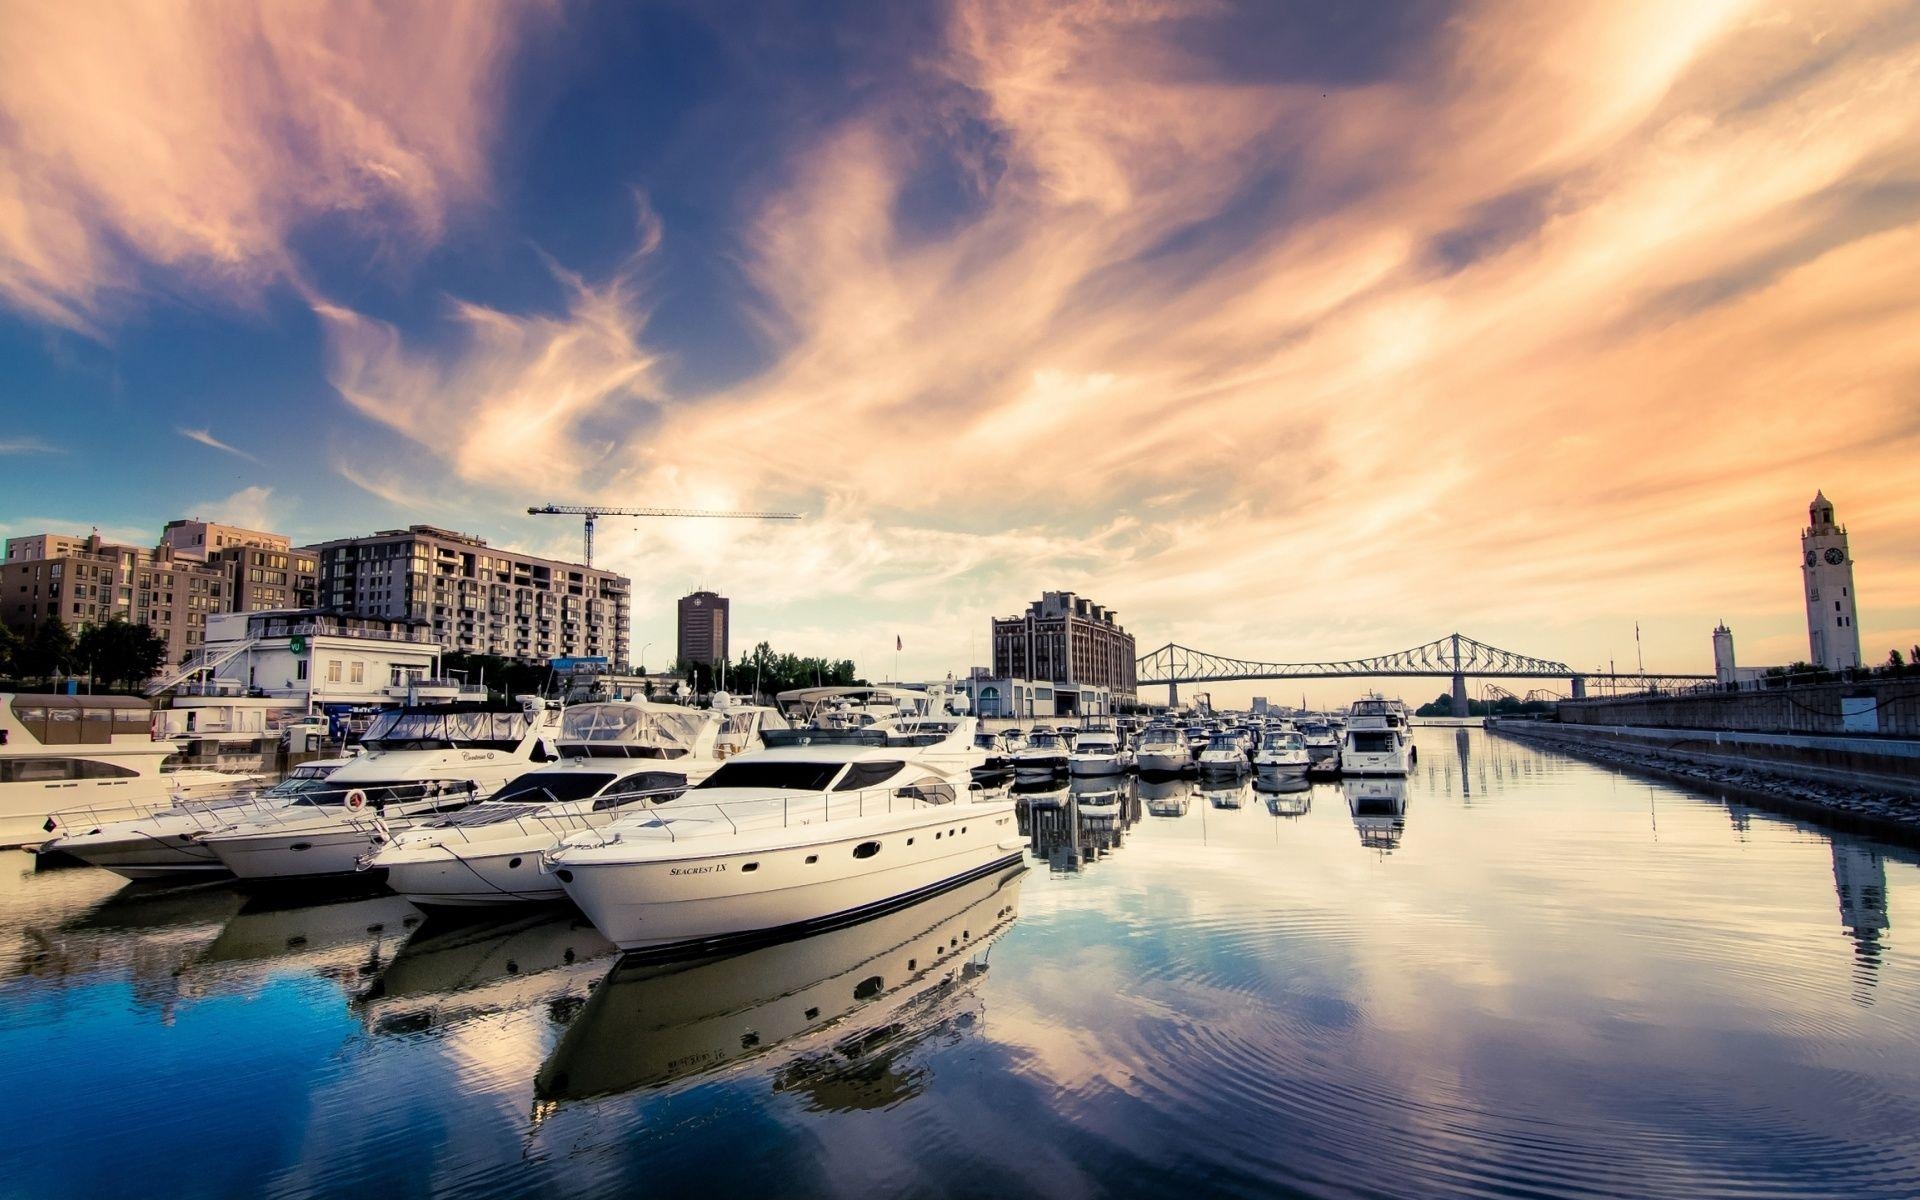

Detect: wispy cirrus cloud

[0,437,62,455]
[178,427,261,463]
[0,0,545,332]
[97,0,1920,686]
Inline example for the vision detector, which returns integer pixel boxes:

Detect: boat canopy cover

[560,704,709,758]
[362,708,531,749]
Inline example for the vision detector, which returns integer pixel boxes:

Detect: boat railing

[411,783,693,844]
[553,781,991,851]
[204,781,485,835]
[43,784,275,835]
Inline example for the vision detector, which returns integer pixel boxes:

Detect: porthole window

[852,841,881,859]
[805,854,818,864]
[556,869,574,883]
[508,856,523,869]
[854,975,884,1000]
[741,862,759,873]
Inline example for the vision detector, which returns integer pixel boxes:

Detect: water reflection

[1343,777,1410,852]
[356,908,617,1035]
[1201,778,1250,809]
[3,729,1919,1200]
[180,888,421,999]
[535,862,1025,1109]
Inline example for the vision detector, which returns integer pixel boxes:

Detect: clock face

[1804,550,1817,566]
[1824,547,1846,566]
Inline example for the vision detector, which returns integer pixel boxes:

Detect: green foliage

[0,621,17,678]
[440,652,554,701]
[675,642,865,699]
[1413,691,1554,717]
[75,619,169,690]
[18,616,76,682]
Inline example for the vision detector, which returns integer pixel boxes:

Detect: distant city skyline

[2,2,1917,708]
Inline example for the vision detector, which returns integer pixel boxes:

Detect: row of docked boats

[31,688,1023,954]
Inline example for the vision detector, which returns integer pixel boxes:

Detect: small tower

[1801,491,1862,670]
[1712,622,1736,685]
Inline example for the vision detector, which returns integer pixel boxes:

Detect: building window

[326,660,342,683]
[349,662,364,684]
[297,660,309,681]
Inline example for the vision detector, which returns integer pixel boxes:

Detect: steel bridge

[1134,632,1712,715]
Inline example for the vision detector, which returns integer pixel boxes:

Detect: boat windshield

[1300,722,1330,737]
[1206,734,1240,750]
[488,772,615,805]
[694,759,848,793]
[972,733,998,749]
[260,772,338,799]
[1263,734,1304,750]
[559,704,708,759]
[1074,735,1114,750]
[1140,729,1181,748]
[1027,733,1062,750]
[362,709,530,751]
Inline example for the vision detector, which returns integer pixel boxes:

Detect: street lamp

[640,642,652,674]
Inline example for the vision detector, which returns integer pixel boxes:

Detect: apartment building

[1,533,231,664]
[310,525,630,664]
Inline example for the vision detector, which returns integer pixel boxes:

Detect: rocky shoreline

[1489,721,1920,848]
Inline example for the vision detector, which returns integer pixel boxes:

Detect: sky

[2,0,1917,707]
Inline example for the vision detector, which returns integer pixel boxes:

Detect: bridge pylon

[1451,672,1469,717]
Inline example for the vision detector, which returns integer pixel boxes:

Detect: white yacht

[370,701,781,908]
[1340,696,1415,776]
[1298,719,1342,776]
[1010,730,1069,774]
[1066,728,1128,776]
[1196,732,1249,775]
[1252,730,1310,777]
[970,728,1021,774]
[543,745,1021,952]
[3,694,257,849]
[1133,726,1192,774]
[43,757,353,879]
[199,699,564,882]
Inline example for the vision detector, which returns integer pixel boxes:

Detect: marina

[4,729,1917,1198]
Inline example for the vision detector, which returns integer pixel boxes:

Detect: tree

[75,618,168,691]
[0,621,18,679]
[1889,648,1906,675]
[18,616,75,683]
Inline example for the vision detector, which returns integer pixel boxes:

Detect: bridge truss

[1135,632,1711,694]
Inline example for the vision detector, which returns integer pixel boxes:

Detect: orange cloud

[0,0,540,331]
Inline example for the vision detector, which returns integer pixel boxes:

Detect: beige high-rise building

[992,591,1137,702]
[310,525,630,665]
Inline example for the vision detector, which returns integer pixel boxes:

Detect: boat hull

[1254,757,1310,777]
[383,844,567,908]
[1067,753,1127,776]
[554,806,1021,951]
[206,827,385,881]
[1135,751,1190,774]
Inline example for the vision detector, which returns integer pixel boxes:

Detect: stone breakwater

[1489,721,1920,847]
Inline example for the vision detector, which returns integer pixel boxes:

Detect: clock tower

[1801,491,1861,671]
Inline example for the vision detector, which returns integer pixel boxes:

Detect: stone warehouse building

[310,525,630,665]
[992,591,1137,704]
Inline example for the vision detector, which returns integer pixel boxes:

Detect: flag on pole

[896,635,903,651]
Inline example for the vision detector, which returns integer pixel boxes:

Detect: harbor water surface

[4,729,1917,1199]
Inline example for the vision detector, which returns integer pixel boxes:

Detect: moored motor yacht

[1252,730,1310,777]
[1196,733,1249,775]
[1066,728,1128,776]
[543,745,1021,952]
[199,699,563,882]
[1010,730,1069,775]
[1133,726,1192,774]
[42,757,353,879]
[1299,719,1342,776]
[3,693,258,850]
[1340,696,1415,776]
[369,701,762,908]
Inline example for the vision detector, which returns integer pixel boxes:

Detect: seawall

[1489,719,1920,846]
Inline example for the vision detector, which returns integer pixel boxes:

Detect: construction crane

[527,504,802,567]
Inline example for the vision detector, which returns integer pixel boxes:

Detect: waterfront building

[161,609,442,709]
[1,532,231,665]
[991,591,1137,703]
[159,518,286,561]
[160,517,319,613]
[957,671,1113,719]
[1802,491,1862,671]
[310,526,630,665]
[677,590,730,667]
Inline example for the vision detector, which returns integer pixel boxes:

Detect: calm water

[4,729,1917,1199]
